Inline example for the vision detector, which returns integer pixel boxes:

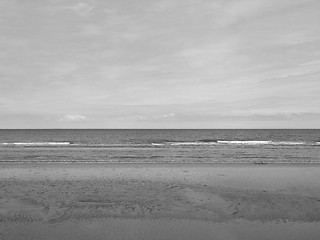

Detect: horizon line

[0,128,319,130]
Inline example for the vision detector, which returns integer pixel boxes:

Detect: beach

[1,164,320,239]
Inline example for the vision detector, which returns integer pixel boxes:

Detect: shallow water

[1,218,320,240]
[1,129,320,164]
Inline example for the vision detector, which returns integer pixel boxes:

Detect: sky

[0,0,320,129]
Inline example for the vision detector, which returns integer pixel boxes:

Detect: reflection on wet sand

[2,218,320,240]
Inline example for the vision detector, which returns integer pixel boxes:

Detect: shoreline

[2,161,320,167]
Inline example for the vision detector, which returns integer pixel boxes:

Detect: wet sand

[1,164,320,239]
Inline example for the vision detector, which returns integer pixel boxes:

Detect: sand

[1,164,320,239]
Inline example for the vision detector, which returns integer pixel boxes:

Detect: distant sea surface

[0,129,319,164]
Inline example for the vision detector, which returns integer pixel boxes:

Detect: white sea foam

[271,141,305,145]
[170,142,218,146]
[216,140,306,146]
[151,143,165,146]
[1,142,71,146]
[217,141,272,145]
[150,140,309,146]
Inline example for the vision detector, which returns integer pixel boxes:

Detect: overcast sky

[1,0,320,128]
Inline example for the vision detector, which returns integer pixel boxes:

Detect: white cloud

[1,0,320,128]
[211,0,316,27]
[49,0,96,17]
[71,1,95,16]
[59,114,88,122]
[162,113,176,118]
[152,0,178,12]
[80,24,104,37]
[216,0,267,26]
[49,62,78,77]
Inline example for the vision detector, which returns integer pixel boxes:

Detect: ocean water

[0,129,319,164]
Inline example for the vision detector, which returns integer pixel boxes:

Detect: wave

[1,140,316,148]
[2,159,320,164]
[151,140,311,146]
[151,143,165,146]
[217,140,271,145]
[271,141,305,145]
[171,142,218,146]
[217,141,306,145]
[0,142,155,148]
[1,142,72,146]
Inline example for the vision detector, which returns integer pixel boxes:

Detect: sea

[0,129,319,164]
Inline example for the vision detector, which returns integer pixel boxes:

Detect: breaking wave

[151,140,314,146]
[1,140,317,148]
[170,142,218,146]
[217,140,271,145]
[1,142,72,146]
[216,141,306,146]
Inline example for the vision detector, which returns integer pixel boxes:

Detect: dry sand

[1,164,320,239]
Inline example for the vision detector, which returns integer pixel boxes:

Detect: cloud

[59,114,88,122]
[1,0,320,128]
[212,0,268,27]
[49,0,96,17]
[152,0,178,12]
[80,24,104,37]
[210,0,317,28]
[162,113,176,118]
[70,1,95,16]
[49,62,79,77]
